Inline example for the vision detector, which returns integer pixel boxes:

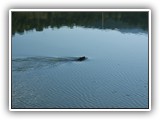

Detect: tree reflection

[12,12,148,35]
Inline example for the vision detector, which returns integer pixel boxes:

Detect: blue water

[12,26,148,108]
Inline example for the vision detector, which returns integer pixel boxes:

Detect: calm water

[12,26,148,109]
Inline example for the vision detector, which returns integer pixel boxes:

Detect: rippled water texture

[12,14,148,109]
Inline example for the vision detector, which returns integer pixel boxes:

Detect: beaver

[76,56,86,61]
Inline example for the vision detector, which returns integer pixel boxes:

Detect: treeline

[12,12,148,35]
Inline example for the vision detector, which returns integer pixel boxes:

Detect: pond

[11,12,149,109]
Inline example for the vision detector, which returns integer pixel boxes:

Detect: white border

[9,9,151,111]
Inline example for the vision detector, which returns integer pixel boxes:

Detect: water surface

[12,12,149,109]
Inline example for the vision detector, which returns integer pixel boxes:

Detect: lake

[11,12,149,109]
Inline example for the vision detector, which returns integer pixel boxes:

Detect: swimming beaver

[76,56,86,61]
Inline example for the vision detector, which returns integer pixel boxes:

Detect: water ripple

[12,56,87,72]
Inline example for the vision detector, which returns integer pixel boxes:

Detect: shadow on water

[12,56,87,72]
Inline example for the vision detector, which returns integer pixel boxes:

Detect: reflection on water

[12,12,148,35]
[11,12,149,109]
